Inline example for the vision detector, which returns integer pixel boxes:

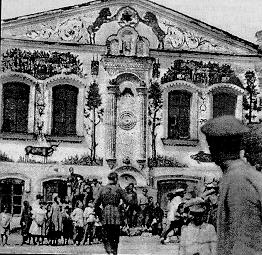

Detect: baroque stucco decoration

[118,111,137,130]
[106,26,150,57]
[159,20,249,54]
[4,4,249,54]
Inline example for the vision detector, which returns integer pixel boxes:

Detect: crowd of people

[0,176,219,250]
[1,115,262,255]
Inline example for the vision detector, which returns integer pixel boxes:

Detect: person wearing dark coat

[125,183,138,228]
[20,201,32,245]
[94,172,129,255]
[152,202,164,236]
[202,115,262,255]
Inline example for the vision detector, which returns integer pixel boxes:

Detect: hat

[189,204,206,214]
[205,182,217,189]
[142,188,148,192]
[184,196,205,208]
[174,188,185,194]
[201,115,249,137]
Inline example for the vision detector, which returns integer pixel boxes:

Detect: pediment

[1,0,259,55]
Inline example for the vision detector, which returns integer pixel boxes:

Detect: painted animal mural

[25,142,61,164]
[86,7,112,44]
[142,12,166,49]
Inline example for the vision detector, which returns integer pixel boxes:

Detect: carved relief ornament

[101,56,153,80]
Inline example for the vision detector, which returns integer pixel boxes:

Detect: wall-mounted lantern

[152,58,160,78]
[91,55,99,76]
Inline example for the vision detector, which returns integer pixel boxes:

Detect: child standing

[71,200,84,245]
[0,206,12,246]
[20,201,32,245]
[83,200,96,245]
[62,206,73,245]
[29,201,47,245]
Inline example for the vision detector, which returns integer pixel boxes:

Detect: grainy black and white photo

[0,0,262,254]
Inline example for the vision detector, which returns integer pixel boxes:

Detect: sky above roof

[2,0,262,43]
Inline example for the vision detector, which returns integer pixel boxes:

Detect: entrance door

[43,179,67,202]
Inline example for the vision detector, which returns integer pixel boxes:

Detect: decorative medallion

[117,7,139,27]
[118,111,137,130]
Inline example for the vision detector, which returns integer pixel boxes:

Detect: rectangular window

[168,91,191,139]
[52,85,78,136]
[2,83,29,133]
[0,179,24,215]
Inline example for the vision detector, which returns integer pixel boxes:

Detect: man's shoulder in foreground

[227,159,262,181]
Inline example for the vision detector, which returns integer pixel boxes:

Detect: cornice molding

[162,80,202,93]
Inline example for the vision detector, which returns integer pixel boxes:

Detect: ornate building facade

[0,0,262,224]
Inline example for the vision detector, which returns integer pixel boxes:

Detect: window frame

[2,82,30,134]
[0,178,25,216]
[45,76,85,139]
[0,73,37,137]
[168,90,191,140]
[43,179,68,203]
[209,85,244,120]
[212,91,237,118]
[162,81,199,144]
[51,84,79,136]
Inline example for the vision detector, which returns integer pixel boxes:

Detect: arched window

[168,90,191,139]
[43,179,67,202]
[0,178,24,215]
[2,82,30,133]
[213,92,237,118]
[52,85,78,136]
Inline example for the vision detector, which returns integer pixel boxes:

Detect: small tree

[243,71,260,123]
[84,81,104,163]
[148,80,163,165]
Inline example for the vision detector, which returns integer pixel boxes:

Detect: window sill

[0,132,35,141]
[161,138,199,147]
[46,135,84,143]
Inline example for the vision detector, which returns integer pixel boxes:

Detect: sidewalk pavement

[0,233,180,255]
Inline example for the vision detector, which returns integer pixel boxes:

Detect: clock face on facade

[118,111,137,130]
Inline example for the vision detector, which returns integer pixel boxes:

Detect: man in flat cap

[201,115,262,255]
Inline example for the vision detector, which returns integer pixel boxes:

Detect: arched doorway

[114,165,147,187]
[43,179,67,202]
[0,178,24,215]
[119,174,137,189]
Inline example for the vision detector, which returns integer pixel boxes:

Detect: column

[136,87,147,163]
[105,85,118,168]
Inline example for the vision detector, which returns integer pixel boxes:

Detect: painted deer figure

[25,142,61,164]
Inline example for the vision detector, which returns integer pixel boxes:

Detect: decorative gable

[1,0,259,55]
